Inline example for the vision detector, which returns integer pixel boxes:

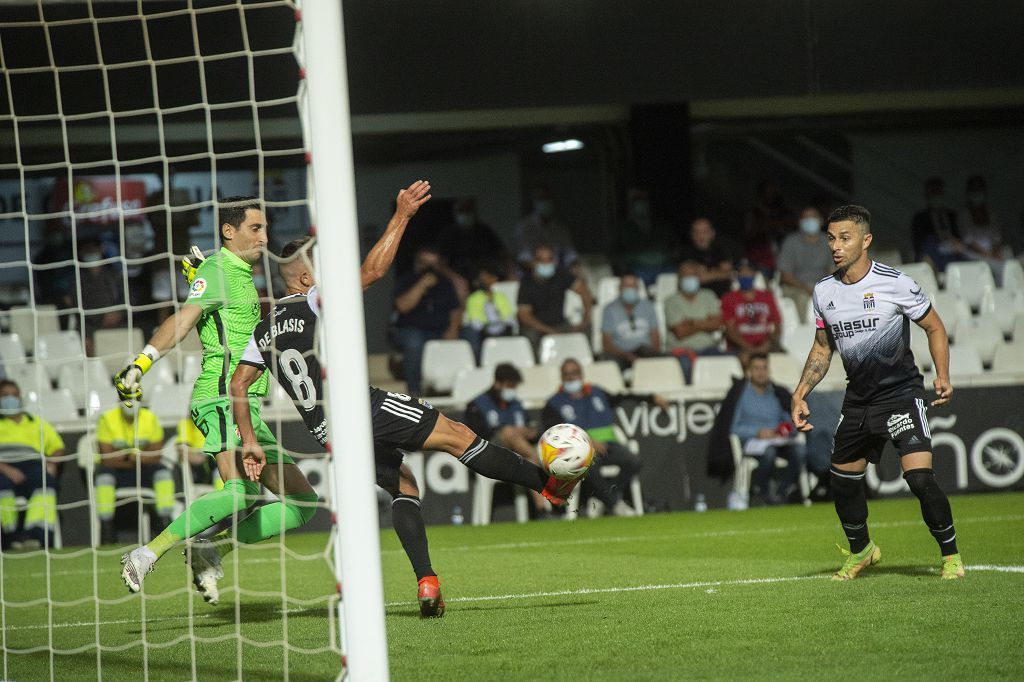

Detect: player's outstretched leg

[121,475,259,593]
[830,465,880,581]
[380,464,443,617]
[903,467,964,579]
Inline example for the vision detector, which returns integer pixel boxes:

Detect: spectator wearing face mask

[77,237,125,356]
[464,363,550,517]
[514,185,578,270]
[599,274,662,370]
[93,401,174,545]
[957,175,1008,277]
[437,197,511,281]
[720,260,781,365]
[516,244,593,350]
[664,260,725,383]
[677,218,735,297]
[910,176,967,269]
[610,188,678,286]
[462,262,516,360]
[777,206,833,321]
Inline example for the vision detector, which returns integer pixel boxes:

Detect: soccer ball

[538,423,594,480]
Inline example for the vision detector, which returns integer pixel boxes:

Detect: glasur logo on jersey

[863,292,875,310]
[188,278,207,298]
[829,317,879,338]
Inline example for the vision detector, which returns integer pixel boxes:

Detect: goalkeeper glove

[181,245,206,285]
[113,345,160,407]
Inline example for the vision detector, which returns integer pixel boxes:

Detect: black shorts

[370,388,440,489]
[832,395,932,465]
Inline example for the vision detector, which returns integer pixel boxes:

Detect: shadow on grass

[799,564,937,579]
[128,601,332,634]
[37,650,335,681]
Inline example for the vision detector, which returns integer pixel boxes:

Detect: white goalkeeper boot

[187,539,224,605]
[120,546,157,593]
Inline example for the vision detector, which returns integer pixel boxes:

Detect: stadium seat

[57,358,113,409]
[909,325,934,372]
[729,433,811,507]
[930,292,971,342]
[767,352,802,388]
[948,345,983,378]
[94,328,147,374]
[958,315,1004,367]
[1013,313,1024,343]
[492,280,520,308]
[653,272,678,303]
[577,257,613,296]
[149,383,195,421]
[872,248,903,266]
[945,261,994,311]
[979,288,1024,337]
[783,322,816,355]
[898,262,940,295]
[563,289,586,327]
[480,336,535,369]
[1001,259,1024,291]
[470,472,529,526]
[590,302,604,353]
[631,357,686,393]
[179,352,203,386]
[516,365,561,404]
[538,333,593,366]
[991,342,1024,376]
[178,327,204,353]
[777,296,800,342]
[451,366,495,404]
[141,355,178,392]
[421,340,475,394]
[822,353,848,391]
[0,333,27,367]
[584,360,625,395]
[26,387,79,423]
[8,305,59,354]
[35,330,85,381]
[5,361,49,396]
[691,355,744,392]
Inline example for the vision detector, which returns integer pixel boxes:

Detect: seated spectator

[516,244,592,349]
[742,180,794,276]
[77,237,125,356]
[664,260,725,383]
[0,379,63,550]
[542,359,663,517]
[599,274,662,370]
[390,245,464,394]
[177,414,223,492]
[677,218,734,297]
[911,176,967,270]
[610,188,678,285]
[958,175,1009,279]
[777,206,833,321]
[727,354,805,505]
[437,197,511,281]
[514,185,578,269]
[720,260,781,364]
[94,401,174,544]
[462,262,515,361]
[464,364,548,516]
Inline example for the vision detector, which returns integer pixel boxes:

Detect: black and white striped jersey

[813,261,932,404]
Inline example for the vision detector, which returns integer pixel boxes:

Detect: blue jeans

[582,441,642,506]
[750,442,806,499]
[390,326,445,395]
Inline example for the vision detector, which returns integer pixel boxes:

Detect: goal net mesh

[0,1,344,679]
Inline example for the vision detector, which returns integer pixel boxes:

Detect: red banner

[49,177,147,224]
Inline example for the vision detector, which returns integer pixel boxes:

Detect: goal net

[0,1,374,679]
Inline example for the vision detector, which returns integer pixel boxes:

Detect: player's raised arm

[360,179,432,290]
[913,307,953,406]
[791,327,833,431]
[113,303,204,407]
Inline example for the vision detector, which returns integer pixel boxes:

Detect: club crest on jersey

[188,278,207,299]
[863,292,875,310]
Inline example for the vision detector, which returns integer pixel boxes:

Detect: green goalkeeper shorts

[189,397,295,465]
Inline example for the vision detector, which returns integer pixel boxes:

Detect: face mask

[621,288,640,304]
[563,379,583,393]
[253,275,267,290]
[799,217,821,235]
[968,191,986,206]
[630,201,650,221]
[534,262,556,279]
[0,395,22,414]
[680,275,700,294]
[737,275,755,291]
[80,252,101,263]
[500,387,517,403]
[534,200,554,218]
[455,212,475,227]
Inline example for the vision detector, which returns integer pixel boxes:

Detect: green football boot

[832,542,881,581]
[940,553,965,580]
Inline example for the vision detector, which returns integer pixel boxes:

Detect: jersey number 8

[279,348,317,411]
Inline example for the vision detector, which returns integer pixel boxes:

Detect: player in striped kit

[790,205,964,580]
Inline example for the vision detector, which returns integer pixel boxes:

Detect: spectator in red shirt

[720,259,781,364]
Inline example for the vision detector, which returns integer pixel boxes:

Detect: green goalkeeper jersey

[185,246,269,402]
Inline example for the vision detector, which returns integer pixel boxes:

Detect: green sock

[147,479,259,558]
[234,492,319,545]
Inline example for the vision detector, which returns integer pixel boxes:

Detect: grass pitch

[2,491,1022,680]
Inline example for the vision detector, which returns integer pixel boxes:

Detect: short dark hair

[748,353,769,364]
[493,363,522,385]
[280,237,312,260]
[218,196,262,238]
[827,205,871,234]
[0,379,20,394]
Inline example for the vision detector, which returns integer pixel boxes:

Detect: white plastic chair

[930,292,971,342]
[898,262,940,295]
[35,330,84,381]
[777,296,800,340]
[631,357,685,393]
[451,366,497,404]
[516,365,561,404]
[471,473,530,526]
[179,352,203,386]
[0,333,27,367]
[910,325,934,372]
[872,248,903,266]
[5,361,49,396]
[538,333,593,367]
[26,387,79,423]
[958,315,1004,367]
[584,360,625,395]
[767,352,802,389]
[654,273,679,303]
[8,305,59,354]
[945,261,994,311]
[1001,259,1024,291]
[420,339,475,394]
[57,358,112,409]
[480,336,535,369]
[729,433,811,506]
[979,288,1024,336]
[149,383,195,421]
[492,281,520,308]
[783,322,817,355]
[563,289,586,327]
[1013,313,1024,343]
[691,355,744,392]
[991,342,1024,376]
[948,345,984,379]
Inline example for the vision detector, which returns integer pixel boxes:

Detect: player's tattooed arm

[791,328,832,431]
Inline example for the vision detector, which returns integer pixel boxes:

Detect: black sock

[831,467,871,554]
[391,495,434,581]
[458,436,548,493]
[903,468,958,556]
